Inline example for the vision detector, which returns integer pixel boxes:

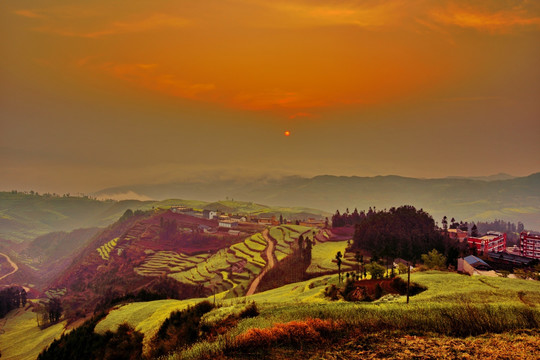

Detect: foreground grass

[224,329,540,360]
[0,307,66,360]
[173,271,540,359]
[90,271,540,359]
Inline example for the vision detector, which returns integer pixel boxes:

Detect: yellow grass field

[0,306,66,360]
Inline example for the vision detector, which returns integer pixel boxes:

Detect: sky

[1,0,539,194]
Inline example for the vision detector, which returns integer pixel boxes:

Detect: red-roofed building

[468,231,506,254]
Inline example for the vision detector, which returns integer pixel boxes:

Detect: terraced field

[96,237,119,260]
[164,242,266,296]
[45,288,67,299]
[306,240,353,275]
[133,225,348,298]
[134,251,210,277]
[269,225,313,257]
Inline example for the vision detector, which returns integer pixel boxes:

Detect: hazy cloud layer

[1,0,539,194]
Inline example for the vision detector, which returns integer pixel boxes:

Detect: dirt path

[246,228,277,296]
[0,252,18,281]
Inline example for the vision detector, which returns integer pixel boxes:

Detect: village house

[230,215,247,222]
[198,224,215,233]
[458,255,494,276]
[219,219,238,228]
[203,210,218,220]
[487,251,536,269]
[170,206,192,213]
[299,218,326,228]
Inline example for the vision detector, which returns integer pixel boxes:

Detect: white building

[203,210,218,220]
[219,220,238,228]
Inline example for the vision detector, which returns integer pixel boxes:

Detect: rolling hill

[46,208,348,314]
[94,172,540,230]
[0,192,328,243]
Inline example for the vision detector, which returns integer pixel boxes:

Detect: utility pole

[407,261,411,304]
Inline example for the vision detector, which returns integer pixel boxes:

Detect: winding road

[0,252,18,281]
[246,229,277,296]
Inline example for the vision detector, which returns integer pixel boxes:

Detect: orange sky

[1,0,539,193]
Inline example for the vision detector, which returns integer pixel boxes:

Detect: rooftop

[464,255,490,268]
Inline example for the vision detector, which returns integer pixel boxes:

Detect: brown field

[224,329,540,359]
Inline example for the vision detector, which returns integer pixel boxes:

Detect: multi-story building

[467,231,506,254]
[520,231,540,259]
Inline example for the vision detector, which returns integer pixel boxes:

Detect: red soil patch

[348,278,401,300]
[328,227,355,240]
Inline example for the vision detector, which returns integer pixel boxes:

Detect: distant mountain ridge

[95,172,540,230]
[444,173,516,181]
[0,193,327,243]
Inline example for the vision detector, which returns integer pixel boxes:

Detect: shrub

[365,262,385,279]
[151,300,214,358]
[374,283,383,299]
[421,249,447,270]
[232,318,344,350]
[239,301,259,319]
[38,314,143,360]
[324,284,340,300]
[390,277,427,296]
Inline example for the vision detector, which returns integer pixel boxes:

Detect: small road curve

[0,252,19,281]
[246,228,277,296]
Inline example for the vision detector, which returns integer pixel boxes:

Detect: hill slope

[46,207,350,315]
[91,271,540,358]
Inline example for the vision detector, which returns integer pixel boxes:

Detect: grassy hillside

[94,298,202,353]
[0,192,152,242]
[88,271,540,359]
[0,306,66,360]
[8,271,539,359]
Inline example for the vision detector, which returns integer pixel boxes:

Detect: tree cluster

[0,286,27,318]
[38,313,143,360]
[331,208,371,228]
[46,297,63,323]
[297,234,313,264]
[352,206,465,266]
[159,217,178,241]
[119,209,148,223]
[257,235,313,292]
[475,219,524,245]
[150,301,214,358]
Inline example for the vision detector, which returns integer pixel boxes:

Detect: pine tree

[335,251,343,283]
[471,224,479,237]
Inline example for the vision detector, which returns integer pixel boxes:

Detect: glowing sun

[284,130,291,136]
